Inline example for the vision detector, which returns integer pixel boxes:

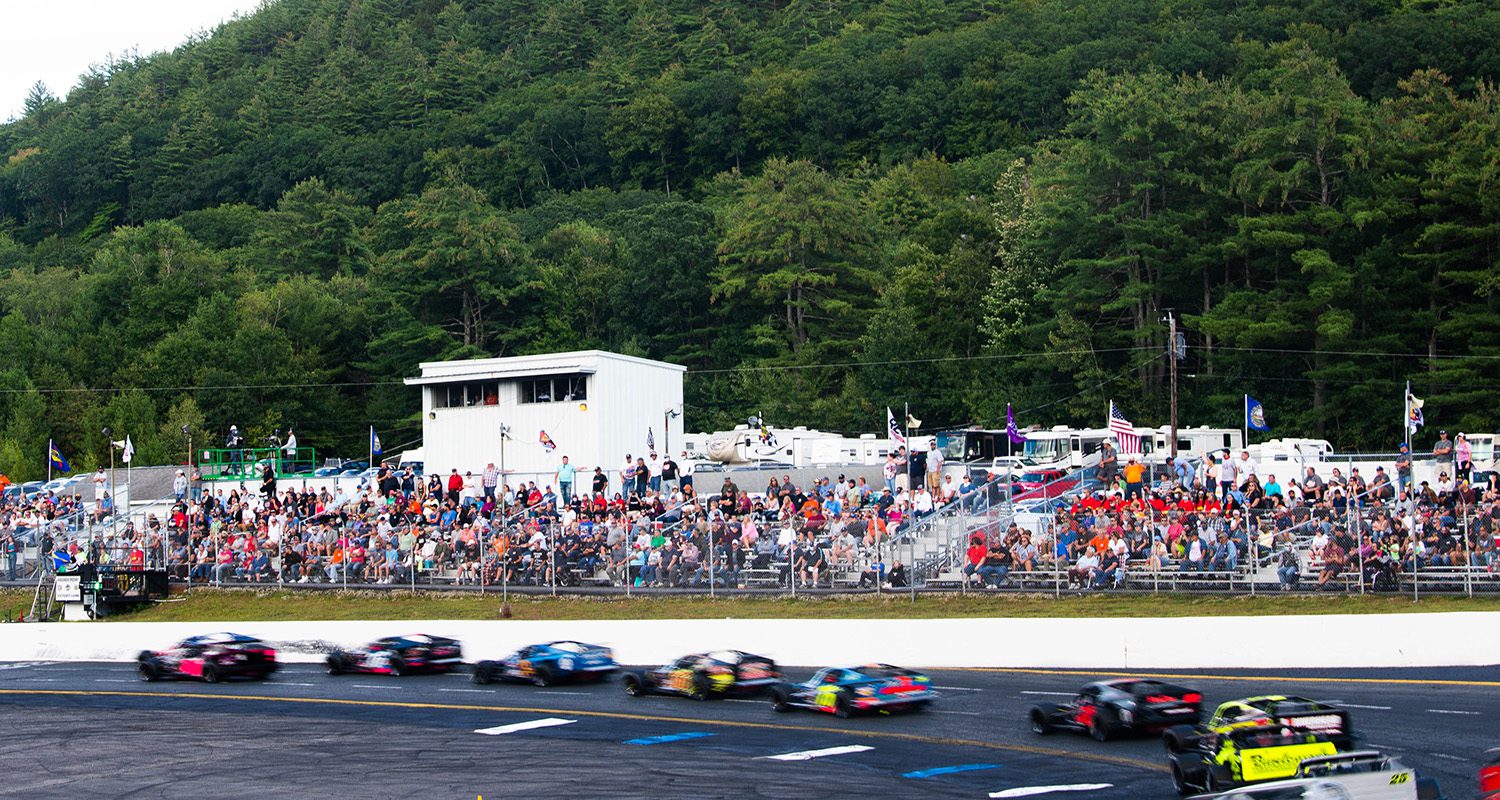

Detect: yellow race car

[621,650,780,701]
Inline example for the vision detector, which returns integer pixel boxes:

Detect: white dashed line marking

[93,679,132,683]
[1019,691,1074,697]
[278,682,317,686]
[760,745,874,761]
[990,784,1113,798]
[534,690,588,695]
[474,718,576,735]
[1332,703,1391,710]
[1426,709,1479,716]
[932,686,984,692]
[1429,753,1468,762]
[351,684,402,690]
[932,710,983,717]
[440,688,491,694]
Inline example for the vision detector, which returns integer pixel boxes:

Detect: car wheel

[833,695,852,719]
[201,665,219,684]
[688,675,711,702]
[326,655,344,676]
[770,688,791,713]
[622,674,644,697]
[472,663,491,685]
[1089,713,1113,742]
[1170,762,1192,797]
[389,658,406,678]
[1029,711,1051,735]
[137,661,159,682]
[532,666,554,688]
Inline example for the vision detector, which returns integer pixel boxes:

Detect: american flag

[1108,401,1141,454]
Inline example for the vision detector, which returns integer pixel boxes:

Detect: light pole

[498,423,512,503]
[102,427,115,540]
[664,408,680,457]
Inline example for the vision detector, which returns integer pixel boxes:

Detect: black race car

[325,634,463,676]
[770,664,936,718]
[1030,679,1203,741]
[138,632,278,683]
[621,650,780,700]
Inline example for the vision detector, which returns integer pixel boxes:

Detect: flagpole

[1243,394,1249,450]
[47,441,53,484]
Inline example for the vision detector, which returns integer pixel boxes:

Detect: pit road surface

[0,661,1492,799]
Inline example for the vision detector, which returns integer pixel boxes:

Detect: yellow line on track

[0,688,1168,774]
[941,667,1500,688]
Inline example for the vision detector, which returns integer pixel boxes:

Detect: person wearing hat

[1454,432,1473,483]
[678,451,694,491]
[173,469,188,502]
[1394,442,1413,496]
[1433,431,1454,469]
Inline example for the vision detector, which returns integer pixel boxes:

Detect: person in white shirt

[1236,451,1257,484]
[913,486,935,517]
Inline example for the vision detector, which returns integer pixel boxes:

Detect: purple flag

[1006,404,1027,445]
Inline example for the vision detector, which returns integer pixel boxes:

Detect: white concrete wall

[6,612,1498,669]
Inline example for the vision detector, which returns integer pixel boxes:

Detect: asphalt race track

[0,660,1493,799]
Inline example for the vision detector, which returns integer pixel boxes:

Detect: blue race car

[471,640,617,686]
[769,664,937,718]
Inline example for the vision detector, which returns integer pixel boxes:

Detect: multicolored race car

[621,650,780,701]
[137,632,278,683]
[769,664,936,718]
[1170,726,1340,795]
[1164,695,1355,754]
[325,634,463,676]
[1029,678,1203,741]
[471,640,617,686]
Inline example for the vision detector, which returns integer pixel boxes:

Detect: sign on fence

[55,575,82,602]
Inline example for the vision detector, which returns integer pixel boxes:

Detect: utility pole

[1167,311,1180,459]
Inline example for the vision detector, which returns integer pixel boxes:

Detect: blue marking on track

[623,732,716,745]
[902,763,1001,779]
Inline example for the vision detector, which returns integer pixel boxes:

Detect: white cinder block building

[405,350,685,488]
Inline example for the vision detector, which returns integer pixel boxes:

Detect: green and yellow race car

[1164,695,1358,796]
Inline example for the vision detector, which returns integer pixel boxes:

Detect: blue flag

[370,426,382,455]
[48,439,70,472]
[1246,396,1270,432]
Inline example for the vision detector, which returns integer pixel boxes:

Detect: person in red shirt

[446,469,463,504]
[962,536,987,585]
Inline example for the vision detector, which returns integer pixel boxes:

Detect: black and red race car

[325,634,463,676]
[137,632,278,683]
[1029,678,1203,741]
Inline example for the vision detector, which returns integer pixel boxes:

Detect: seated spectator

[977,542,1012,588]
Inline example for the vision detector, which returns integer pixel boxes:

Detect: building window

[520,374,588,404]
[432,382,499,409]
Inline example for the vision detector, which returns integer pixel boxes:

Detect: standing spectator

[1394,443,1413,496]
[647,453,662,493]
[660,454,679,496]
[621,454,636,496]
[1123,457,1146,501]
[1454,434,1473,483]
[446,469,463,504]
[678,451,694,492]
[924,441,944,495]
[482,463,499,501]
[1432,431,1454,471]
[591,467,608,498]
[634,457,650,498]
[173,470,188,502]
[1097,441,1118,485]
[556,456,575,506]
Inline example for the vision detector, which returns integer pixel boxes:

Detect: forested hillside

[2,0,1499,477]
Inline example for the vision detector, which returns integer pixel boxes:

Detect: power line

[1214,346,1500,361]
[683,347,1156,375]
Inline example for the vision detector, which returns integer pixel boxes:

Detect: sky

[0,0,266,121]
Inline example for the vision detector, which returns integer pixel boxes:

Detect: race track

[0,661,1492,799]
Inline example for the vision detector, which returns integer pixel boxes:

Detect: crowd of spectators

[3,437,1497,595]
